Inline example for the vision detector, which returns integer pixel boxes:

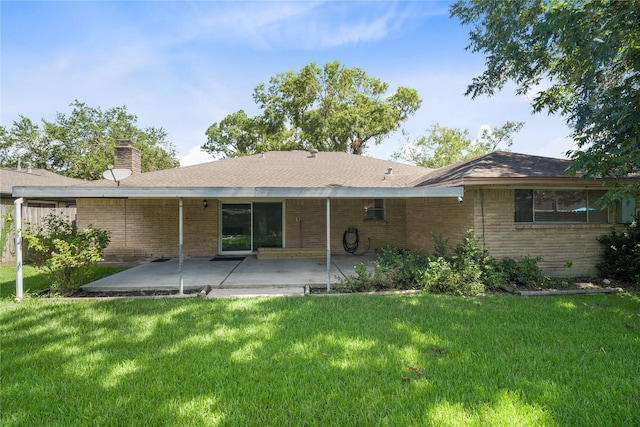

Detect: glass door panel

[221,203,251,252]
[252,202,283,251]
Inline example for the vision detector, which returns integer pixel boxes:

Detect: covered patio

[81,254,377,297]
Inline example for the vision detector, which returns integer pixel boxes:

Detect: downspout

[326,197,331,292]
[14,198,24,303]
[179,197,184,295]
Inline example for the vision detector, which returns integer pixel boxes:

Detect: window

[514,190,608,224]
[364,199,384,221]
[27,202,57,208]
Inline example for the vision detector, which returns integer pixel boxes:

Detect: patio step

[257,247,327,260]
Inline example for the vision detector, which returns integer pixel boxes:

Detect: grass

[0,265,130,300]
[1,293,639,426]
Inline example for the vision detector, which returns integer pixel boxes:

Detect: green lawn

[0,265,129,300]
[1,293,639,426]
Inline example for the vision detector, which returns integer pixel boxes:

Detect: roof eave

[13,185,464,199]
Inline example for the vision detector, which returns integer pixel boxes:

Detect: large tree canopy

[393,121,523,168]
[0,101,179,180]
[203,61,422,157]
[450,0,640,199]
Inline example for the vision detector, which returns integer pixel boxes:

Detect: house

[1,167,83,208]
[12,142,638,285]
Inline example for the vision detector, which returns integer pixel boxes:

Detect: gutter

[13,185,465,199]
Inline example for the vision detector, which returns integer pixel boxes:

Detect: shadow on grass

[2,293,640,425]
[0,265,130,300]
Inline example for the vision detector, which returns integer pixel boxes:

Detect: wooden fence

[0,205,76,265]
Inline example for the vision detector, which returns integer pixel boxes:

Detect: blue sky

[1,1,574,166]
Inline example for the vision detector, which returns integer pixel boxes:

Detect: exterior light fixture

[203,199,208,209]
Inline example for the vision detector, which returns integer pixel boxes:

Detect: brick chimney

[114,139,141,174]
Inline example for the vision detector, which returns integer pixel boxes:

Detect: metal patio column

[326,197,331,291]
[14,198,24,302]
[179,197,184,295]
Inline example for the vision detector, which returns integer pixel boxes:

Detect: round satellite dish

[102,168,132,185]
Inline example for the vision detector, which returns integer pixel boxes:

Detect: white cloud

[179,145,216,167]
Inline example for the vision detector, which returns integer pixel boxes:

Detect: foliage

[203,61,422,157]
[597,216,640,283]
[450,0,640,202]
[499,256,547,288]
[0,264,129,300]
[2,295,639,425]
[0,207,14,261]
[393,121,523,168]
[342,231,513,296]
[22,214,110,293]
[0,100,179,180]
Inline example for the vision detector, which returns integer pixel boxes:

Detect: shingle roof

[1,168,86,196]
[85,151,433,188]
[412,151,578,187]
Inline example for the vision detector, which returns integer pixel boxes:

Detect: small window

[515,190,608,224]
[364,199,384,221]
[27,202,57,208]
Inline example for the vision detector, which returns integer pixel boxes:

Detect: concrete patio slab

[80,254,377,295]
[81,257,240,292]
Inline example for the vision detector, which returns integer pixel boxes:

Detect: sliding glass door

[220,202,283,253]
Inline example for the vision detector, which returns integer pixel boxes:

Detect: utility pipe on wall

[14,198,24,303]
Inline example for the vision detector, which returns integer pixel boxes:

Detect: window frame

[514,189,609,224]
[363,199,385,222]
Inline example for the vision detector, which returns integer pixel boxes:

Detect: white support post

[14,198,24,303]
[179,197,184,295]
[326,197,331,292]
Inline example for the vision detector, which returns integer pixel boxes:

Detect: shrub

[340,262,394,292]
[339,231,549,296]
[499,256,546,288]
[376,246,428,290]
[0,207,14,260]
[597,216,640,283]
[422,256,485,296]
[22,214,110,293]
[450,231,506,291]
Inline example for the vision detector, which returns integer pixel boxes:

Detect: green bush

[422,256,485,296]
[597,216,640,283]
[376,246,428,290]
[22,214,111,294]
[450,232,506,291]
[499,256,546,288]
[340,231,550,296]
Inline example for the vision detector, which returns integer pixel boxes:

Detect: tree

[203,61,422,157]
[450,0,640,201]
[0,100,180,180]
[393,121,523,168]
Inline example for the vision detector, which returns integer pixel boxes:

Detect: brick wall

[78,192,618,276]
[406,193,475,252]
[284,198,407,253]
[468,188,615,277]
[77,198,217,259]
[79,197,408,259]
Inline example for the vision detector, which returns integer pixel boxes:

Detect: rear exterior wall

[77,198,217,260]
[405,192,476,253]
[469,188,614,277]
[78,198,407,259]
